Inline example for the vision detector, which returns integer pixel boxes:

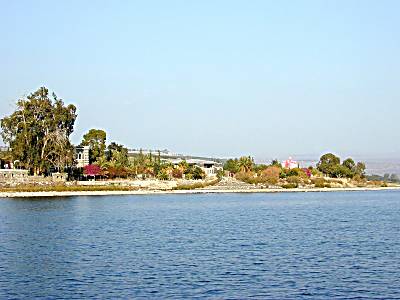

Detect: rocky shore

[1,185,399,198]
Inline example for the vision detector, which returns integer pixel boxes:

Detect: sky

[0,0,399,161]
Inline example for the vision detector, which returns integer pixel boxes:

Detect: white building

[75,146,90,168]
[186,159,223,177]
[281,157,299,169]
[164,158,223,178]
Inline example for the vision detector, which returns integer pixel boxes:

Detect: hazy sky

[1,0,399,160]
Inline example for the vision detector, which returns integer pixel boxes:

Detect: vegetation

[317,153,365,178]
[366,173,399,183]
[174,178,221,190]
[1,87,77,175]
[0,184,139,193]
[81,129,107,163]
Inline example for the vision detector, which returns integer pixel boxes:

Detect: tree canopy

[0,87,77,174]
[81,129,106,163]
[317,153,365,178]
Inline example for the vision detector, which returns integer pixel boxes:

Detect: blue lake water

[0,191,400,299]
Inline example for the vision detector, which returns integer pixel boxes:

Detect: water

[0,191,399,299]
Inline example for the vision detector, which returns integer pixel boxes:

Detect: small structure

[51,172,68,182]
[282,157,299,169]
[0,169,29,182]
[186,159,223,177]
[75,146,90,168]
[165,158,223,178]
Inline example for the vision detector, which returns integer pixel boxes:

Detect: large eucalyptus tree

[0,87,77,175]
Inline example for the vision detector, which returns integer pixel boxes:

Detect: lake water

[0,191,399,299]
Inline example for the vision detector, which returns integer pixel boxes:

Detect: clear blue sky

[1,0,399,161]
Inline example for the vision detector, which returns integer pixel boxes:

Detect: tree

[107,142,128,167]
[191,166,205,180]
[83,164,101,176]
[271,159,281,167]
[81,129,106,163]
[223,158,239,173]
[317,153,340,176]
[331,164,351,178]
[354,162,366,177]
[238,156,254,173]
[342,158,356,178]
[1,87,77,175]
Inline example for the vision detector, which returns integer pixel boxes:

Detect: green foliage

[355,162,366,177]
[287,176,300,184]
[253,164,268,172]
[0,87,77,174]
[281,183,298,189]
[107,142,128,167]
[223,158,240,173]
[270,159,281,167]
[157,169,169,180]
[190,166,206,180]
[312,178,331,188]
[317,153,340,176]
[174,178,220,190]
[238,156,254,172]
[224,156,254,174]
[317,153,366,179]
[81,129,106,163]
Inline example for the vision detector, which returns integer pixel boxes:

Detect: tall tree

[238,156,254,173]
[317,153,340,176]
[81,129,106,163]
[107,142,129,168]
[0,87,77,174]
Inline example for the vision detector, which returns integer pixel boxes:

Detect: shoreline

[1,186,400,198]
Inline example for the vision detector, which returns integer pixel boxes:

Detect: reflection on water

[1,191,400,299]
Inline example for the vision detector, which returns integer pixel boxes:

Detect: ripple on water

[0,191,399,299]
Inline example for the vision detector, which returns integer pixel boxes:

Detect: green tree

[342,158,356,177]
[107,142,128,167]
[0,87,77,174]
[238,156,254,173]
[331,164,351,178]
[317,153,340,176]
[354,162,366,177]
[271,159,281,167]
[223,158,239,173]
[81,129,106,163]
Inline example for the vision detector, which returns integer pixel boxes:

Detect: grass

[0,184,139,193]
[173,178,221,190]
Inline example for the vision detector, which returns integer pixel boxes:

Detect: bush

[258,166,280,185]
[235,171,257,184]
[312,178,330,188]
[157,170,169,180]
[287,176,300,184]
[171,168,183,179]
[174,178,221,190]
[282,183,298,189]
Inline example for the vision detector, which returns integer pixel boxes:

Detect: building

[281,157,299,169]
[75,146,90,168]
[165,158,223,178]
[187,159,223,177]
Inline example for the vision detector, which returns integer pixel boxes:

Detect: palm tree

[238,156,254,173]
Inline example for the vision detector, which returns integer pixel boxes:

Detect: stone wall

[0,169,67,185]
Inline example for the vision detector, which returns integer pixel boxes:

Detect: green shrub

[287,176,300,184]
[174,178,221,190]
[281,183,298,189]
[312,178,330,188]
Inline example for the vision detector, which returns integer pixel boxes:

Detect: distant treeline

[366,173,399,183]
